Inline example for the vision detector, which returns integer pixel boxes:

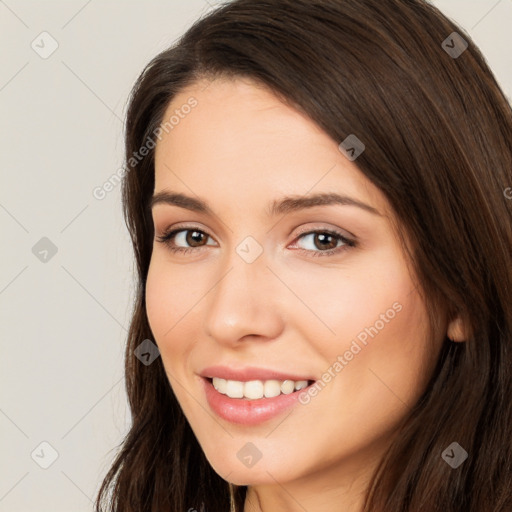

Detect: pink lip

[200,365,315,382]
[201,377,314,425]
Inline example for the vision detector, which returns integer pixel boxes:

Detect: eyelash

[155,226,356,258]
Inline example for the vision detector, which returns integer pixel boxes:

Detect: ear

[447,315,469,342]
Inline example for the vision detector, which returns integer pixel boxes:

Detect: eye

[155,227,215,254]
[155,226,356,257]
[291,228,356,257]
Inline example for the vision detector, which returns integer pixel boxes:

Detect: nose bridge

[204,241,283,344]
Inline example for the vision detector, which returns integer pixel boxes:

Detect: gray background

[1,1,511,510]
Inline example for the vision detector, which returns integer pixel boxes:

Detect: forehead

[155,76,324,160]
[153,76,388,218]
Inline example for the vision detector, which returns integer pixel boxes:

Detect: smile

[202,377,317,425]
[211,377,313,399]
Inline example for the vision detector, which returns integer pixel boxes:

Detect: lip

[200,365,316,382]
[202,376,315,425]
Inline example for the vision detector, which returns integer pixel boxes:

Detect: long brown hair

[95,1,512,510]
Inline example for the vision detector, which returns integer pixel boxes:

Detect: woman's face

[146,77,437,492]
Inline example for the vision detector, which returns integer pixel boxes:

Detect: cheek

[145,258,193,361]
[296,286,431,460]
[145,259,169,342]
[296,247,432,398]
[288,250,415,356]
[324,286,431,418]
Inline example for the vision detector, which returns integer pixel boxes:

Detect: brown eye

[311,232,339,250]
[156,226,356,257]
[156,228,214,253]
[293,229,356,257]
[182,230,208,247]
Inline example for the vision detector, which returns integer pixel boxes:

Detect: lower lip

[202,377,314,425]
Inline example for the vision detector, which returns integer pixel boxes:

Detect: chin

[204,449,298,486]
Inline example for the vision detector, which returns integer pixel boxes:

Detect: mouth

[202,376,316,425]
[204,376,316,400]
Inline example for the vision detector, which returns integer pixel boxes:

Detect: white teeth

[280,379,295,394]
[294,380,308,391]
[264,380,281,398]
[211,377,312,399]
[213,377,227,394]
[245,380,264,399]
[225,379,244,398]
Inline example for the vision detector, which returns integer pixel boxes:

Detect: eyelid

[292,222,355,240]
[156,222,213,240]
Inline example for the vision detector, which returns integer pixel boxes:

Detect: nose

[203,252,284,347]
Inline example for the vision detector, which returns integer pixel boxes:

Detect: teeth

[245,380,264,399]
[294,380,308,391]
[264,380,281,398]
[281,379,296,394]
[211,377,311,400]
[225,379,244,398]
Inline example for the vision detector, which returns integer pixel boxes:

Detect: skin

[146,76,466,512]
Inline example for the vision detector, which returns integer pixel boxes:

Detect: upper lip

[200,365,316,382]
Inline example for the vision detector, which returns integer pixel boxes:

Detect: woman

[95,0,512,510]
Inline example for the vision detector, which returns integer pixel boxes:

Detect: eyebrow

[150,191,381,217]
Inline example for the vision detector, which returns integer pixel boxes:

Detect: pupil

[187,231,204,246]
[317,233,335,249]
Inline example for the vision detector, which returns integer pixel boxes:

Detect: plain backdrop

[0,1,511,510]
